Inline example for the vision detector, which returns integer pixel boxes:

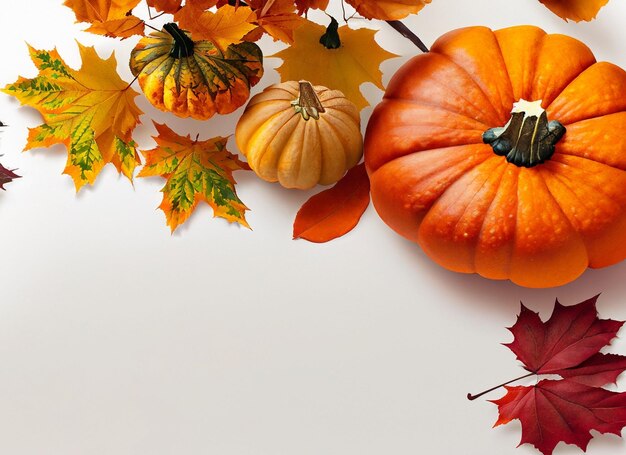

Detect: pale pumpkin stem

[292,81,325,121]
[483,99,565,168]
[163,23,195,59]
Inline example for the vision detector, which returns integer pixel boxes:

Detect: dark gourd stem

[467,372,535,401]
[163,23,195,59]
[483,100,566,168]
[320,16,341,49]
[292,81,325,121]
[386,20,429,53]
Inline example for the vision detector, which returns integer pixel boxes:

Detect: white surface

[1,1,626,454]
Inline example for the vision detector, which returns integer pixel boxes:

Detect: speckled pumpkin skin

[130,28,263,120]
[365,25,626,288]
[236,81,363,190]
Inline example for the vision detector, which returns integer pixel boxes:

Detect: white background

[1,0,626,454]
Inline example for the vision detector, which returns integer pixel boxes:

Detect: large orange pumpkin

[365,25,626,288]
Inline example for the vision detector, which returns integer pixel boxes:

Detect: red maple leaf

[493,380,626,455]
[469,296,626,455]
[0,163,19,190]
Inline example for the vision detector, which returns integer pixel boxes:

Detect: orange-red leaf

[345,0,431,20]
[538,0,609,22]
[293,163,370,243]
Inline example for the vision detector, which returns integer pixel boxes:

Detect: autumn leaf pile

[2,0,414,233]
[1,0,612,229]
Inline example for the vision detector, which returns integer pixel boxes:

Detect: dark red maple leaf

[493,380,626,455]
[469,296,626,455]
[0,122,20,190]
[0,163,20,190]
[505,296,623,376]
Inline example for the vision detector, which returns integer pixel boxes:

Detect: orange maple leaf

[538,0,609,21]
[146,0,183,13]
[63,0,145,38]
[295,0,329,14]
[345,0,431,20]
[249,0,304,44]
[139,123,250,232]
[3,44,142,190]
[174,4,257,49]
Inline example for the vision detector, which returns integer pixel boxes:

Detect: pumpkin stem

[292,81,326,121]
[163,23,195,59]
[319,16,341,49]
[483,99,565,168]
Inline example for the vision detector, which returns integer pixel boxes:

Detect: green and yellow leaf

[139,122,250,232]
[2,44,142,190]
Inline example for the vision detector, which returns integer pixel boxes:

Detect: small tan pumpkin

[235,81,363,189]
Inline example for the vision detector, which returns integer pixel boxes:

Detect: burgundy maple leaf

[469,296,626,455]
[0,122,20,190]
[0,163,20,190]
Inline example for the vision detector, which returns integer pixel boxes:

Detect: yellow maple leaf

[174,4,257,49]
[63,0,145,38]
[345,0,431,20]
[2,44,142,190]
[139,123,250,232]
[273,20,398,110]
[538,0,609,21]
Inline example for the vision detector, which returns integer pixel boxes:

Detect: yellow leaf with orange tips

[273,20,398,110]
[2,44,142,190]
[139,123,250,232]
[63,0,145,38]
[174,4,257,49]
[539,0,609,21]
[345,0,431,20]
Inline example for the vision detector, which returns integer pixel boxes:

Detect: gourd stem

[386,20,429,53]
[292,81,325,121]
[483,100,565,168]
[467,372,535,401]
[163,23,195,59]
[320,16,341,49]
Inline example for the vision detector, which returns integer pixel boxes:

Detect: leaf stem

[124,74,140,91]
[467,372,535,401]
[386,20,429,53]
[144,22,161,32]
